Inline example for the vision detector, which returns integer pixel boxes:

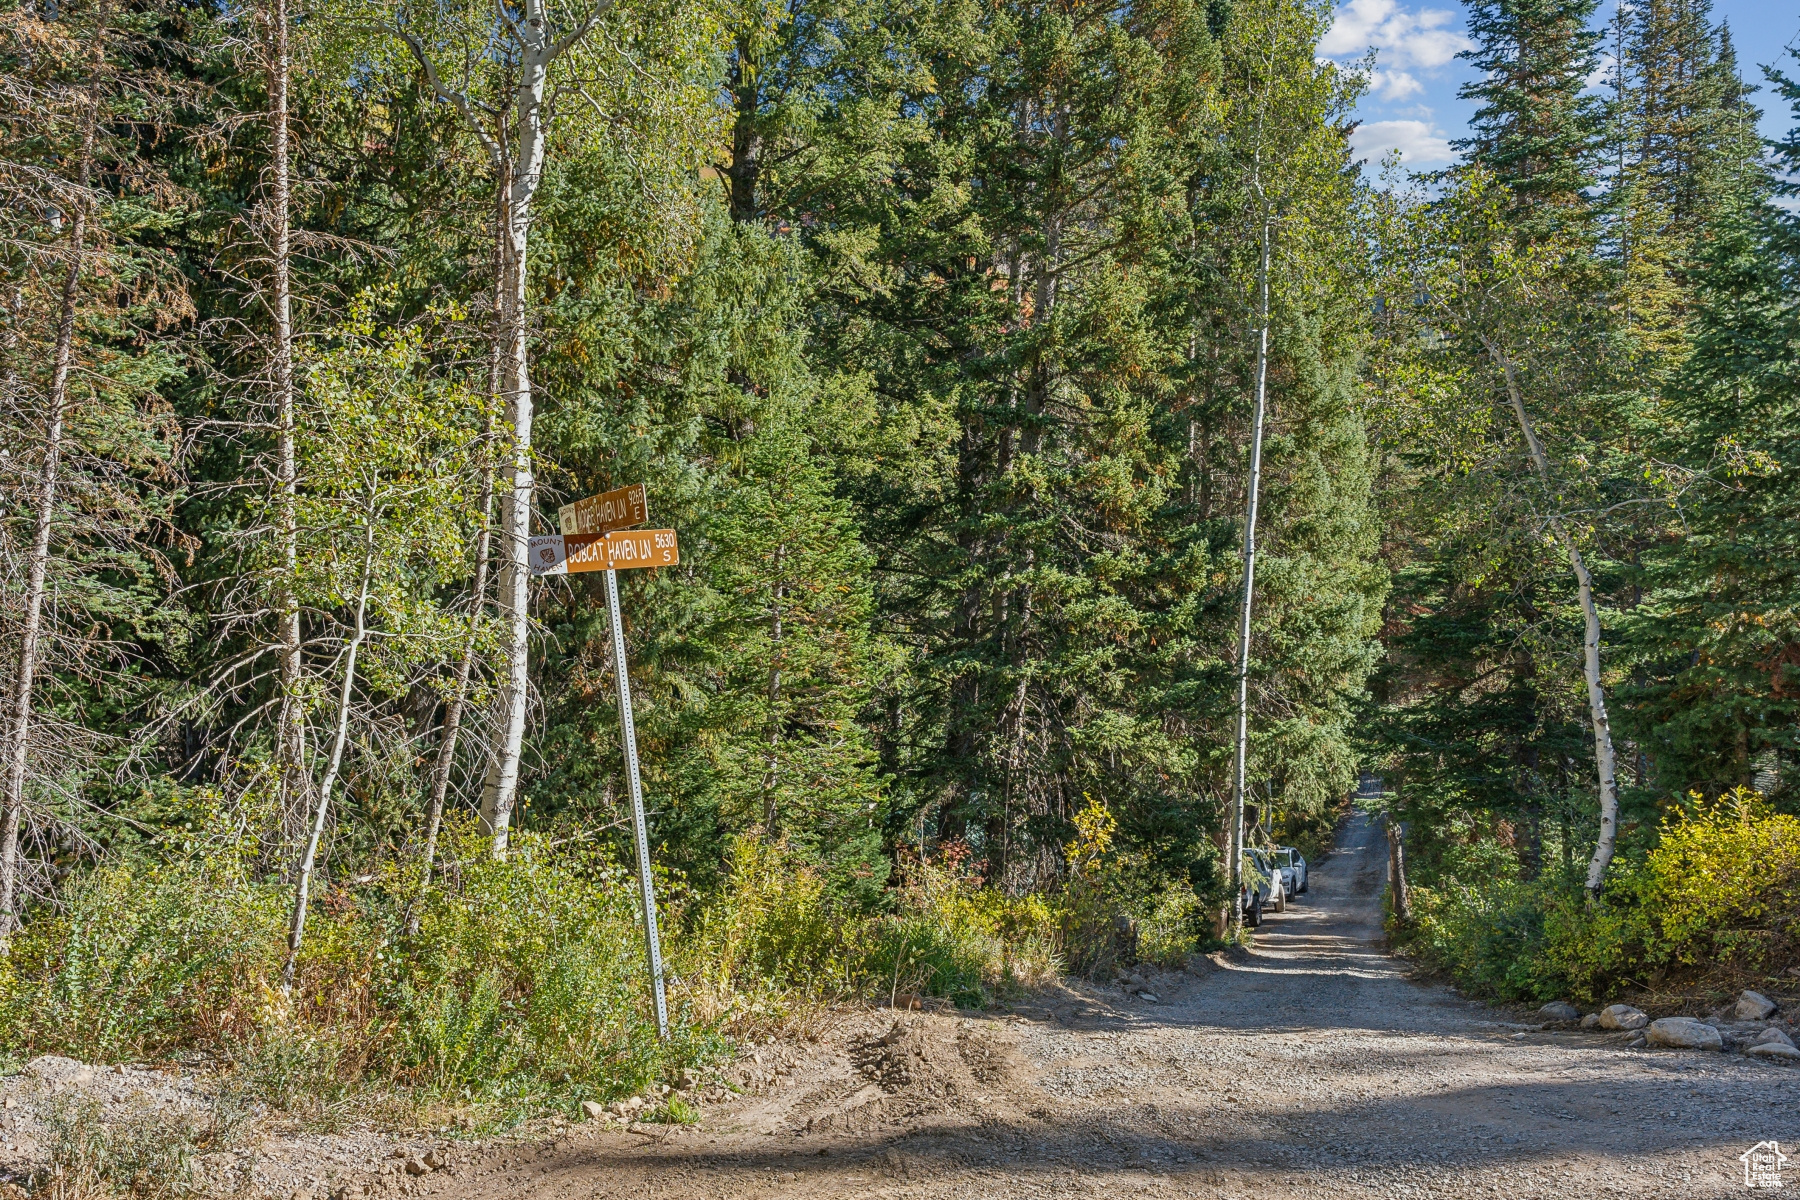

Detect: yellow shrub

[1632,790,1800,970]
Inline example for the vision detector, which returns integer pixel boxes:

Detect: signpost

[529,487,677,1039]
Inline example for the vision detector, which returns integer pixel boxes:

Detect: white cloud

[1584,54,1615,92]
[1350,119,1455,167]
[1320,0,1473,70]
[1370,69,1424,100]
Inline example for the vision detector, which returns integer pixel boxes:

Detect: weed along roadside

[2,814,1790,1200]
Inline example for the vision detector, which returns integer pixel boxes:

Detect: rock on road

[423,814,1798,1199]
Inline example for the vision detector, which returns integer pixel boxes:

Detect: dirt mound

[852,1018,955,1094]
[777,1014,1025,1136]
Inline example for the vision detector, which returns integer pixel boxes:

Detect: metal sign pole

[605,565,669,1039]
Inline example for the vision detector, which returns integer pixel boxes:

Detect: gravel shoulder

[7,814,1796,1198]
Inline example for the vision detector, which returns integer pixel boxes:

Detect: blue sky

[1323,0,1800,172]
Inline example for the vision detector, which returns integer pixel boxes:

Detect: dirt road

[426,814,1799,1198]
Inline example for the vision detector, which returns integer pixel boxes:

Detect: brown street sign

[560,483,648,536]
[605,528,678,570]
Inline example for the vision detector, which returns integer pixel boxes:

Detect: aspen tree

[283,479,378,990]
[392,0,619,855]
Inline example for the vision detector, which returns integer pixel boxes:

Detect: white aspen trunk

[400,0,615,857]
[1229,215,1272,937]
[0,7,106,936]
[1490,347,1619,899]
[267,0,305,848]
[478,144,538,852]
[282,487,378,990]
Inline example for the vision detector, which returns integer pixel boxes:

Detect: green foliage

[0,820,705,1113]
[398,823,698,1104]
[399,967,504,1094]
[0,854,284,1063]
[865,853,1062,1008]
[1399,790,1800,1004]
[690,835,858,1009]
[1618,188,1800,800]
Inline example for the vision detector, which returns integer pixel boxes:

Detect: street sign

[526,534,606,576]
[528,534,568,576]
[528,485,674,1040]
[559,483,647,536]
[604,528,678,570]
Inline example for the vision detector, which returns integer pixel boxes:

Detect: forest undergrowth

[1392,790,1800,1011]
[0,796,1215,1132]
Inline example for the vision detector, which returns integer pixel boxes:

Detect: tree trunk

[396,0,620,857]
[479,10,566,857]
[0,5,107,937]
[761,561,784,833]
[1490,346,1619,900]
[1229,215,1272,935]
[283,487,378,990]
[728,35,761,223]
[265,0,305,849]
[1386,817,1411,922]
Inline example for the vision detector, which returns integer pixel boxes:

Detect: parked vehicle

[1271,846,1307,896]
[1240,849,1283,925]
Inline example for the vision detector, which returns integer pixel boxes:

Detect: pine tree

[0,0,191,927]
[1619,59,1790,800]
[1608,0,1764,357]
[1453,0,1604,236]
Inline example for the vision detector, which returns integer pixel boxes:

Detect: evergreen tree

[1619,58,1793,801]
[1453,0,1603,236]
[0,0,192,920]
[1607,0,1764,358]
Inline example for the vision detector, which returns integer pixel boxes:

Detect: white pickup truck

[1270,846,1308,896]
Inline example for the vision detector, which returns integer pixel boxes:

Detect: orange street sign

[560,484,648,536]
[605,528,678,570]
[565,535,608,574]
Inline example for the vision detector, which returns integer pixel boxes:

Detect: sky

[1322,0,1800,173]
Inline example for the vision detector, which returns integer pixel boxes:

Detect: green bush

[396,823,699,1103]
[1399,789,1800,1004]
[0,800,1199,1122]
[862,863,1059,1007]
[1136,885,1210,967]
[0,820,702,1114]
[1405,876,1568,1001]
[687,835,860,1017]
[0,856,284,1062]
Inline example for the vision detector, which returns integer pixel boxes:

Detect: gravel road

[419,813,1800,1199]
